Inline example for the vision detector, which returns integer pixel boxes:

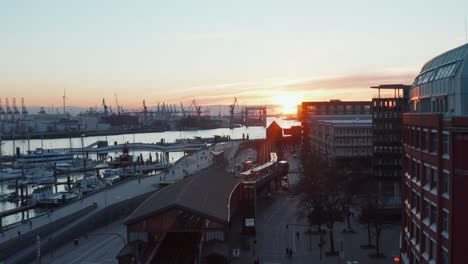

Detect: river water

[0,117,300,226]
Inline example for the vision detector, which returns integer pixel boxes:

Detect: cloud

[161,72,417,105]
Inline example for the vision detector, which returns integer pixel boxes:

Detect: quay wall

[0,202,97,261]
[10,191,154,264]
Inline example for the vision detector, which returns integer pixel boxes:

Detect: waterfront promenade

[0,141,242,263]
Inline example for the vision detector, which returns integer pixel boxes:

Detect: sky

[1,0,468,113]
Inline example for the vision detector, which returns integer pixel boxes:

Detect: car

[293,154,297,158]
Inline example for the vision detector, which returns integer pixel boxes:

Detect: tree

[295,161,343,255]
[296,177,326,234]
[359,195,398,257]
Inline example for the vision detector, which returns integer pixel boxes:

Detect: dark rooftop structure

[124,166,242,226]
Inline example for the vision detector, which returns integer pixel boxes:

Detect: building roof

[124,166,242,225]
[414,43,468,87]
[322,119,372,124]
[370,84,411,89]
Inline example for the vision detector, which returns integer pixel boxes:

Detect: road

[240,145,401,264]
[44,219,125,264]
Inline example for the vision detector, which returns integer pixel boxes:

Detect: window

[431,205,437,225]
[432,132,438,153]
[442,211,449,233]
[416,163,420,182]
[432,169,438,190]
[415,130,420,148]
[415,226,420,244]
[442,172,450,195]
[424,131,429,150]
[425,166,431,186]
[424,200,430,219]
[442,248,448,264]
[442,133,449,155]
[424,234,430,255]
[421,131,427,149]
[432,241,437,260]
[416,195,420,213]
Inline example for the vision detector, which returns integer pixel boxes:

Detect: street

[240,147,401,264]
[46,218,125,264]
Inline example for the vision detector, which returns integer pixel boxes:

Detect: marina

[0,118,292,228]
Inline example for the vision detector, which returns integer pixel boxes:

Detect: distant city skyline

[1,0,467,111]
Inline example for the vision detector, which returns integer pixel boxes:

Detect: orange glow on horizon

[272,93,302,115]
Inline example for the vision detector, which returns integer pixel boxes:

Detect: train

[239,153,288,181]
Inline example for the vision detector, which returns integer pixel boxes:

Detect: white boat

[36,177,55,185]
[15,148,74,168]
[101,168,123,178]
[32,186,54,202]
[55,158,97,172]
[0,168,23,181]
[103,175,121,184]
[43,191,80,205]
[24,167,54,180]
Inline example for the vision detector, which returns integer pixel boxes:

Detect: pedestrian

[286,247,289,256]
[29,220,32,229]
[17,230,21,236]
[289,248,293,257]
[296,231,299,239]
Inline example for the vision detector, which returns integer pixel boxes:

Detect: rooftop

[124,165,242,225]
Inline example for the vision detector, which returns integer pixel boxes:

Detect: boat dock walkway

[0,141,242,263]
[0,202,37,219]
[50,141,208,154]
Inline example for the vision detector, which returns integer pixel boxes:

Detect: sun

[273,93,302,115]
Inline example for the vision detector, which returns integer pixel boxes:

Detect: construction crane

[114,93,121,115]
[5,98,12,120]
[21,98,28,117]
[102,98,108,115]
[0,99,5,119]
[229,97,238,123]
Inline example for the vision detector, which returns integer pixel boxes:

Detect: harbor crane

[114,93,121,115]
[12,98,20,119]
[191,100,202,117]
[143,99,148,117]
[21,98,28,117]
[38,107,46,115]
[5,98,13,120]
[62,89,68,114]
[102,98,109,115]
[0,99,5,119]
[180,102,186,117]
[229,97,238,123]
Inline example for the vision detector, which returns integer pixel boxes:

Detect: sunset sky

[1,0,468,112]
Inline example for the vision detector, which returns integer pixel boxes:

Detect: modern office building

[308,118,372,165]
[401,43,468,264]
[371,84,410,206]
[300,100,372,166]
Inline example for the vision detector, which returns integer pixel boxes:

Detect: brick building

[401,43,468,264]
